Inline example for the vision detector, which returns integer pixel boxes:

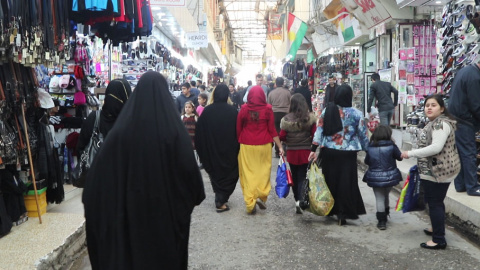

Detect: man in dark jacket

[367,73,398,126]
[295,79,312,112]
[448,62,480,196]
[323,74,338,108]
[175,82,199,113]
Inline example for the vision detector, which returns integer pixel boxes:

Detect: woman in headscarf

[82,71,205,269]
[237,86,284,214]
[308,84,369,225]
[77,79,132,154]
[195,84,239,212]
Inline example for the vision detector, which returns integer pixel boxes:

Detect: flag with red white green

[287,13,308,60]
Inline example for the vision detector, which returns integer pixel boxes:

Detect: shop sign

[150,0,186,7]
[341,0,391,30]
[185,32,208,48]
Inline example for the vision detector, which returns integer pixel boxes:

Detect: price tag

[55,55,59,63]
[45,51,50,60]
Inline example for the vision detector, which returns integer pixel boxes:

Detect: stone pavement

[1,151,480,269]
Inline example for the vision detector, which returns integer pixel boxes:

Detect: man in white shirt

[243,74,269,102]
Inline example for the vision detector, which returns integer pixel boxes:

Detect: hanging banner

[185,32,208,49]
[336,7,362,43]
[341,0,392,30]
[150,0,186,7]
[267,13,283,40]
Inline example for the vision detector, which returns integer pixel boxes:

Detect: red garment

[279,124,316,165]
[136,0,143,28]
[237,86,277,145]
[182,114,197,149]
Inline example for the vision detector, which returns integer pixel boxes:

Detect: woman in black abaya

[77,78,132,154]
[195,84,239,212]
[82,71,205,270]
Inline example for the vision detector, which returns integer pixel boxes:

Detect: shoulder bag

[72,111,104,188]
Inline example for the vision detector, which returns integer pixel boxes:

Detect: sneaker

[467,43,479,54]
[452,4,465,15]
[452,44,466,56]
[442,2,451,18]
[466,53,479,64]
[465,22,476,35]
[455,54,468,66]
[295,201,303,214]
[453,15,466,28]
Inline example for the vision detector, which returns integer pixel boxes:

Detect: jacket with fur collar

[280,113,316,150]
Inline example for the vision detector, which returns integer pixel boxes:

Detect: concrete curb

[357,152,480,246]
[35,221,86,270]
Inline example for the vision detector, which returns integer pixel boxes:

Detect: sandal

[216,204,230,213]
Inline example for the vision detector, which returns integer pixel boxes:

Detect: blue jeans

[453,122,480,194]
[378,110,393,126]
[422,180,450,244]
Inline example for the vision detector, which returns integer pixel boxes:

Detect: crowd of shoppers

[81,70,471,269]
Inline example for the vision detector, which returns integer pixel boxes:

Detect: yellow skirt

[238,143,272,213]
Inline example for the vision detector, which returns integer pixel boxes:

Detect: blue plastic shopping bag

[275,157,289,198]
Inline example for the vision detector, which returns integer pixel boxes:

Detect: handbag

[306,161,334,216]
[275,156,290,198]
[72,111,104,188]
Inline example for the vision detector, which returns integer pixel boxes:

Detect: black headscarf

[323,84,353,136]
[213,84,230,103]
[77,79,132,154]
[82,71,205,270]
[101,79,132,124]
[195,84,239,208]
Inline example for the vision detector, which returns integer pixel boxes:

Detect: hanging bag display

[275,156,289,198]
[74,91,86,105]
[72,111,104,187]
[306,161,334,216]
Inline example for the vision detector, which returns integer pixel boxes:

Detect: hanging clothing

[82,71,205,270]
[195,84,239,209]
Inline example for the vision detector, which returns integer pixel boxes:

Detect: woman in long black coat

[82,71,205,269]
[195,84,239,212]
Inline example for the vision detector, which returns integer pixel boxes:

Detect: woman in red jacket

[237,86,284,214]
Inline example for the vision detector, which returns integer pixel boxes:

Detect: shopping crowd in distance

[78,63,480,268]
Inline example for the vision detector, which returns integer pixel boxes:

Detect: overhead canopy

[223,0,278,59]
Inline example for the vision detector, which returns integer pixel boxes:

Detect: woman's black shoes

[338,219,347,226]
[420,242,447,250]
[423,229,433,236]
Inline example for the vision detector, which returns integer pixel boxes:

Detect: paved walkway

[1,151,480,269]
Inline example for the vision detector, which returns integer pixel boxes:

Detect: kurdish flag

[287,13,308,60]
[336,7,360,43]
